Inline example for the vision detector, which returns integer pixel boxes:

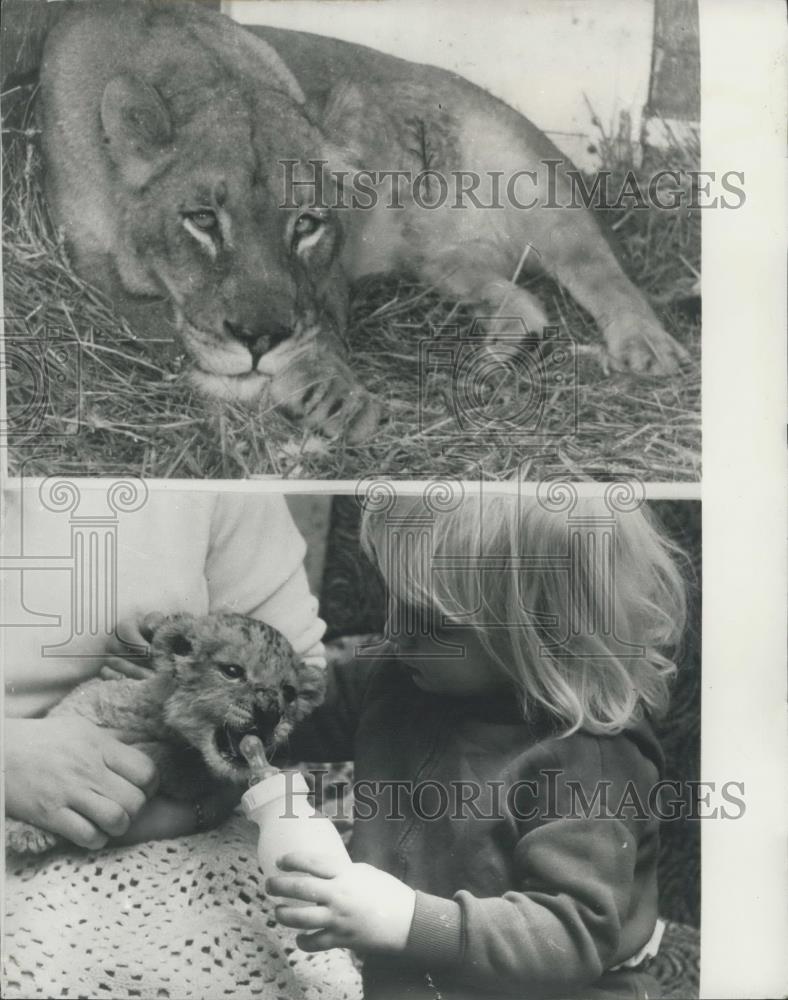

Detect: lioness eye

[281,683,297,703]
[184,210,218,232]
[218,663,245,681]
[293,213,324,241]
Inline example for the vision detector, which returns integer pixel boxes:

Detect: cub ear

[100,73,172,187]
[293,660,328,707]
[150,614,198,670]
[140,610,167,642]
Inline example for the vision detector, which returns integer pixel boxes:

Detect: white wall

[224,0,656,169]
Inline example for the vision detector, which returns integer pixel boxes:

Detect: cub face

[150,612,325,781]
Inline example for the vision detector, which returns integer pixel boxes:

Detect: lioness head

[100,71,377,438]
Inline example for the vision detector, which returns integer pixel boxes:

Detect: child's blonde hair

[360,490,687,736]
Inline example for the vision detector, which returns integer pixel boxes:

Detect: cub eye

[218,663,245,681]
[293,212,325,243]
[281,683,297,704]
[183,209,218,232]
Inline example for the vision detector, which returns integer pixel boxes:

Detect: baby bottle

[239,735,351,880]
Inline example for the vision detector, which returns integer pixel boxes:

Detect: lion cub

[5,612,326,854]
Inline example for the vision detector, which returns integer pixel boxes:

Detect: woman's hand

[4,716,159,849]
[100,611,165,680]
[267,854,416,954]
[111,784,243,846]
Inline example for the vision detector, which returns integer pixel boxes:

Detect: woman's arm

[111,784,242,846]
[102,495,328,671]
[206,494,327,663]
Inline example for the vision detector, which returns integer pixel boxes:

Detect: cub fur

[5,612,325,855]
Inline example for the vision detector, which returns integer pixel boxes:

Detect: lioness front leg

[529,211,689,374]
[471,282,549,358]
[424,260,549,357]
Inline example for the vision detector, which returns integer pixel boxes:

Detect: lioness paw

[347,398,385,444]
[604,318,690,375]
[305,384,382,444]
[274,362,383,444]
[6,819,60,855]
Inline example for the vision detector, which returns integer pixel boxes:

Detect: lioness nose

[224,321,290,369]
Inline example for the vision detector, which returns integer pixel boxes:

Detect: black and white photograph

[3,483,702,1000]
[1,2,786,1000]
[2,0,701,481]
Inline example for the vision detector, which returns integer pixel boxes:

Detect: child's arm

[271,655,379,765]
[401,814,640,996]
[267,815,636,994]
[392,740,658,996]
[102,641,377,768]
[103,640,376,767]
[271,736,659,997]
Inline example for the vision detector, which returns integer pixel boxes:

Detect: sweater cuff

[404,891,463,967]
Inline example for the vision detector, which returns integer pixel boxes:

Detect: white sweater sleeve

[204,493,326,664]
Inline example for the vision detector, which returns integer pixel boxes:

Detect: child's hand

[100,611,164,680]
[4,717,159,849]
[267,853,416,954]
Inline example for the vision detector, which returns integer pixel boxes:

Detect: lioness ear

[320,80,365,165]
[100,73,172,187]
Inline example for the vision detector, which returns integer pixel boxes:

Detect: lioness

[40,0,687,442]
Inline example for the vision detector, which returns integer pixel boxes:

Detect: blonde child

[267,491,686,1000]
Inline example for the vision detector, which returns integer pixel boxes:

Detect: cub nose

[223,321,290,369]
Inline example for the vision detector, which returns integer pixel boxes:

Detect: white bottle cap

[241,770,310,817]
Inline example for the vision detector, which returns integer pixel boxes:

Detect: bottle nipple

[240,734,279,786]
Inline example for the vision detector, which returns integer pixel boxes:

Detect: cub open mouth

[215,723,260,765]
[214,710,282,765]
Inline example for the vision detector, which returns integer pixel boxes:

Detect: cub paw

[605,317,690,375]
[5,819,60,855]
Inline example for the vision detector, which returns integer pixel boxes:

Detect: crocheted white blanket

[3,813,363,1000]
